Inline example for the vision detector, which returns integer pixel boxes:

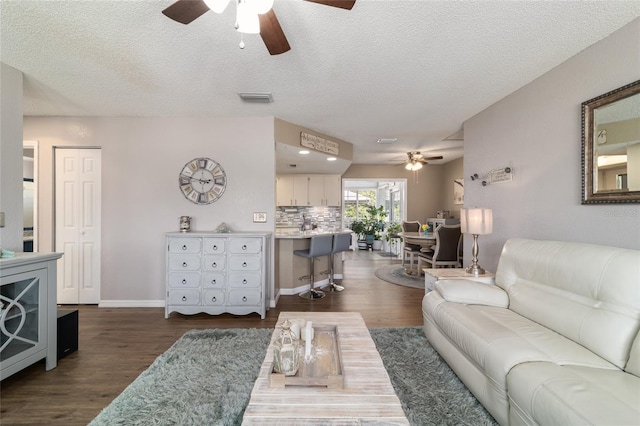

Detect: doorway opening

[23,141,38,252]
[343,179,407,254]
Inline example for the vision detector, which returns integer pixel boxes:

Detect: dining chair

[401,221,422,270]
[417,224,462,274]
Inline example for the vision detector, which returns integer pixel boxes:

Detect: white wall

[24,116,275,303]
[463,18,640,273]
[0,63,24,251]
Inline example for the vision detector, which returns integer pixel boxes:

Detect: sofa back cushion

[495,239,640,371]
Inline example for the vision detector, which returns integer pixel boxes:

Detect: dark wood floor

[0,250,424,425]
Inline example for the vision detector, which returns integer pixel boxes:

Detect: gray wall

[463,18,640,273]
[0,63,24,251]
[23,116,275,304]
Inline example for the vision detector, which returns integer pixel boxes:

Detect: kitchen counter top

[275,230,352,239]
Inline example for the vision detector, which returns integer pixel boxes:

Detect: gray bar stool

[294,234,333,300]
[326,232,351,292]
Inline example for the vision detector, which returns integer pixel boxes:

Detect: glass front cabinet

[0,253,62,380]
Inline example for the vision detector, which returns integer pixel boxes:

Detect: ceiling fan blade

[162,0,209,25]
[420,156,444,162]
[259,10,291,55]
[304,0,356,10]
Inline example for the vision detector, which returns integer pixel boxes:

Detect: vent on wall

[238,92,273,103]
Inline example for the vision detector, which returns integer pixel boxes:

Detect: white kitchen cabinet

[293,175,308,206]
[307,175,325,206]
[276,176,294,207]
[1,253,63,380]
[323,174,342,206]
[165,232,271,319]
[277,174,342,206]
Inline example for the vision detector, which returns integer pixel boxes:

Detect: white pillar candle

[290,321,300,340]
[305,321,312,358]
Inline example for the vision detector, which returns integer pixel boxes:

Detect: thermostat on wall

[253,212,267,223]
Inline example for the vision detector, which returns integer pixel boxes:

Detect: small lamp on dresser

[460,208,493,276]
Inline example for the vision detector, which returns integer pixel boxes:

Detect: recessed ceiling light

[299,150,310,155]
[327,157,337,161]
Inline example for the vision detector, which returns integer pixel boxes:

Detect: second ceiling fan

[404,151,443,171]
[162,0,356,55]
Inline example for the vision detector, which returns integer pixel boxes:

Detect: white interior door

[55,148,102,304]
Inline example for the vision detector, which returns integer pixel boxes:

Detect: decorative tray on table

[269,324,344,389]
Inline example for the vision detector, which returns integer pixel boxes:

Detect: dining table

[398,232,436,274]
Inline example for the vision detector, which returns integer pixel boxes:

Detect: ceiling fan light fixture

[405,162,423,171]
[236,0,260,34]
[249,0,274,14]
[203,0,231,13]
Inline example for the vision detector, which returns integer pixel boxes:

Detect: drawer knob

[211,296,217,302]
[212,262,217,268]
[242,245,247,250]
[212,245,218,250]
[182,262,188,267]
[211,279,217,285]
[182,296,187,301]
[242,296,248,302]
[182,279,187,285]
[242,279,248,285]
[182,245,187,250]
[242,262,248,267]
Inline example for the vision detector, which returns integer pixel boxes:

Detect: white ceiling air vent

[377,138,397,144]
[238,92,273,103]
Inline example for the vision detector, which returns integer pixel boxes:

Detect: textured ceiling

[2,0,639,166]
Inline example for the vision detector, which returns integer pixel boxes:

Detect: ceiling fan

[403,151,444,171]
[162,0,356,55]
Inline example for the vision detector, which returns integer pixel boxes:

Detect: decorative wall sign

[454,178,464,204]
[300,132,339,155]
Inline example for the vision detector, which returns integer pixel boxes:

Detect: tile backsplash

[275,206,343,232]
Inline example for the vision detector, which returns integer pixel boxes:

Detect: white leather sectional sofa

[422,238,640,425]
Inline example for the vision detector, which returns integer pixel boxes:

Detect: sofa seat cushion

[424,291,618,393]
[507,361,640,425]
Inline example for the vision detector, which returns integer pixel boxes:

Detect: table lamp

[460,208,493,276]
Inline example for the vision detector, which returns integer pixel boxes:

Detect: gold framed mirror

[582,80,640,204]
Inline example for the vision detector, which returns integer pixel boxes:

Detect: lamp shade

[461,208,493,235]
[203,0,230,13]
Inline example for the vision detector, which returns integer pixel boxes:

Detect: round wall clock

[178,157,227,204]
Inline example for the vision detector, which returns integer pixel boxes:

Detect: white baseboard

[99,300,165,308]
[278,278,330,296]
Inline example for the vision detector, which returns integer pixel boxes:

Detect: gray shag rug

[375,264,425,289]
[90,327,497,426]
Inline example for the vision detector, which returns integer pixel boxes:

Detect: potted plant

[364,205,387,250]
[384,222,402,254]
[349,220,368,250]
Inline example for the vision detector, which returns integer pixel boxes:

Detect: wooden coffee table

[242,312,409,425]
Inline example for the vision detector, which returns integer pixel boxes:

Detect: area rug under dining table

[89,327,496,426]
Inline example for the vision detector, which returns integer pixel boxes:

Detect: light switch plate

[253,212,267,223]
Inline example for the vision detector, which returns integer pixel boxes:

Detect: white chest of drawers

[165,232,271,319]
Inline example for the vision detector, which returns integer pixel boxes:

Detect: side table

[423,268,495,293]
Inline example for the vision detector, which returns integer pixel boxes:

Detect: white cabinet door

[307,175,325,206]
[324,174,342,206]
[276,176,294,206]
[293,175,309,206]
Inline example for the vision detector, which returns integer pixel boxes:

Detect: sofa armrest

[436,279,509,307]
